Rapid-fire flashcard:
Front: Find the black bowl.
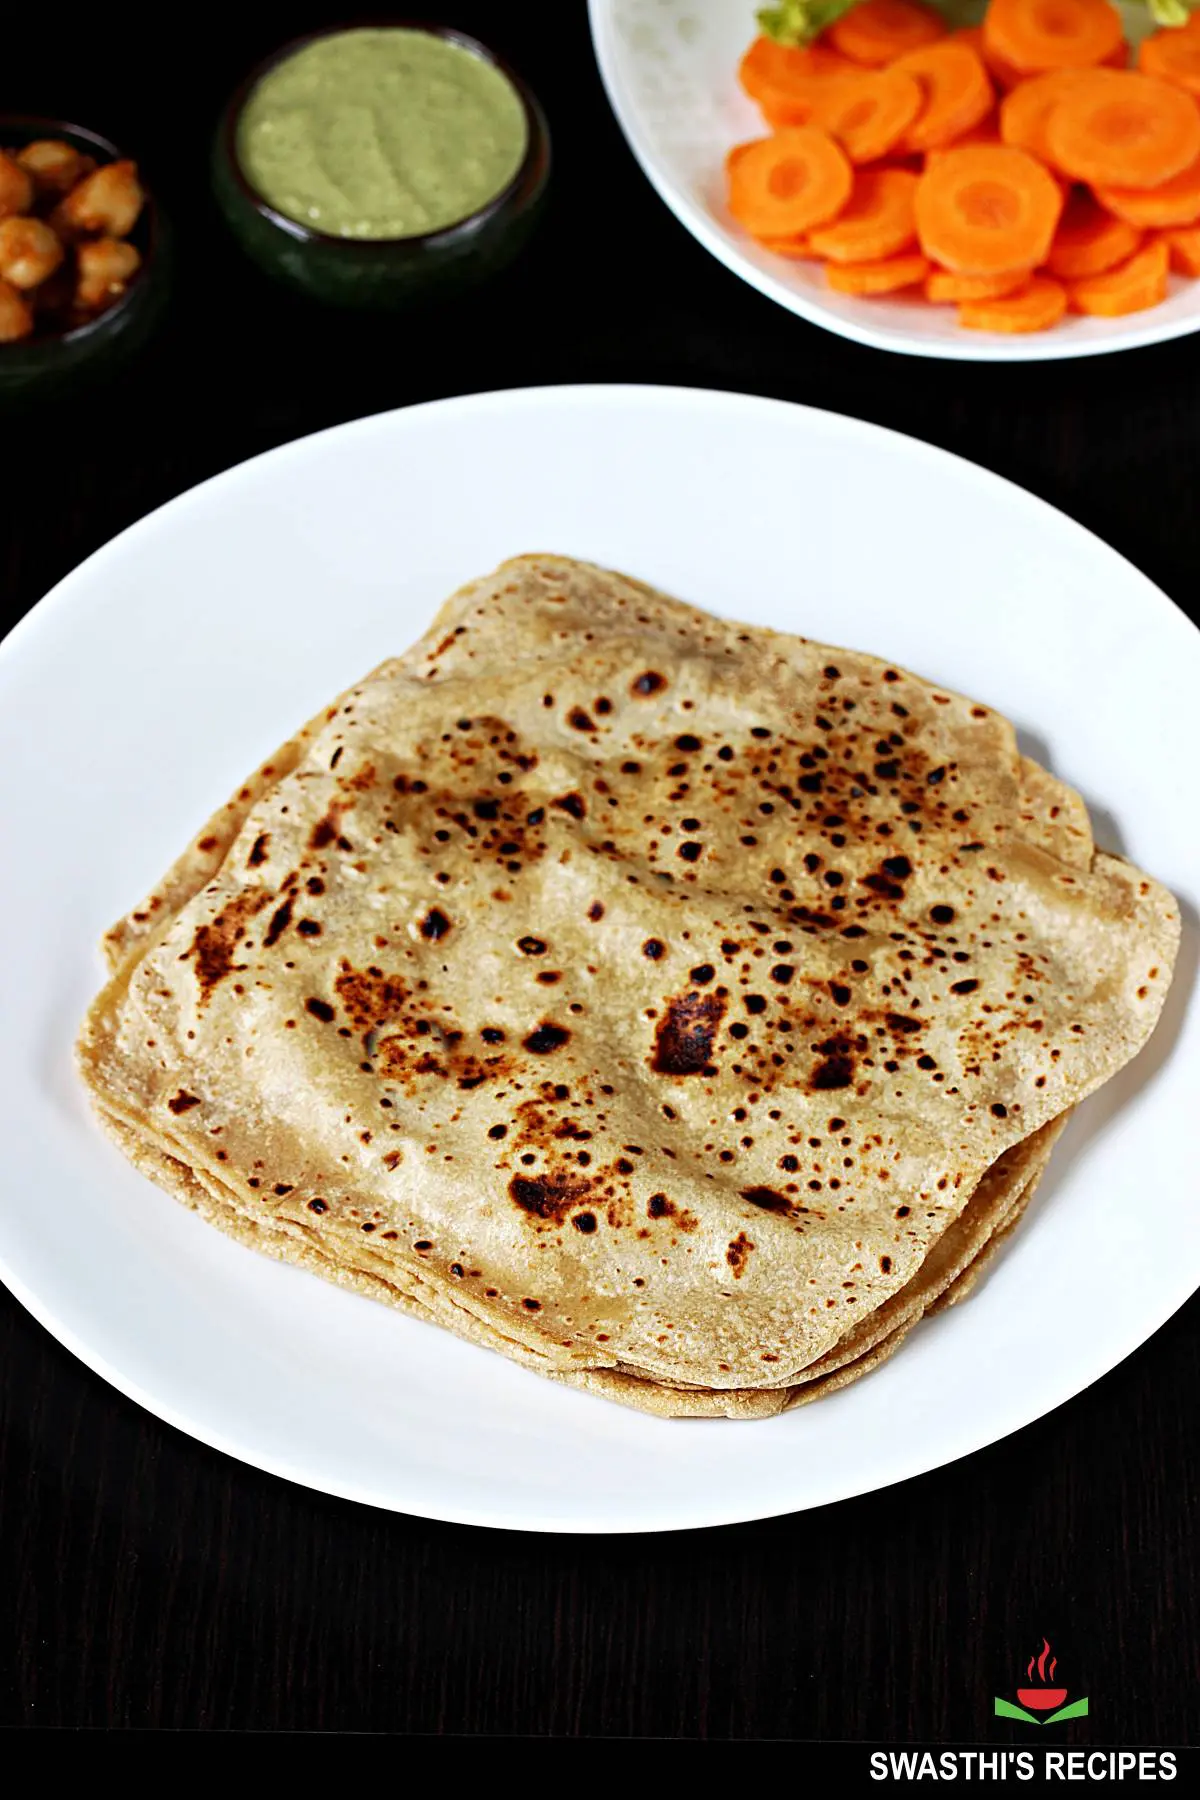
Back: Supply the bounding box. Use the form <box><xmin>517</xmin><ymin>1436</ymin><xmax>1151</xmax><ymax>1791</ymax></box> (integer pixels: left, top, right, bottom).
<box><xmin>0</xmin><ymin>115</ymin><xmax>168</xmax><ymax>403</ymax></box>
<box><xmin>212</xmin><ymin>22</ymin><xmax>551</xmax><ymax>310</ymax></box>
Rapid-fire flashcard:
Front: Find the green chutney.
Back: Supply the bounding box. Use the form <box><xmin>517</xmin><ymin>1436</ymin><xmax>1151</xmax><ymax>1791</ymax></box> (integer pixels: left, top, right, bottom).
<box><xmin>237</xmin><ymin>28</ymin><xmax>529</xmax><ymax>240</ymax></box>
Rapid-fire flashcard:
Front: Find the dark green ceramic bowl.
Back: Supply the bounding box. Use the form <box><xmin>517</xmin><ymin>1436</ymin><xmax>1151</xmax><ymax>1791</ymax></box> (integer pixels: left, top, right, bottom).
<box><xmin>213</xmin><ymin>22</ymin><xmax>550</xmax><ymax>310</ymax></box>
<box><xmin>0</xmin><ymin>116</ymin><xmax>168</xmax><ymax>404</ymax></box>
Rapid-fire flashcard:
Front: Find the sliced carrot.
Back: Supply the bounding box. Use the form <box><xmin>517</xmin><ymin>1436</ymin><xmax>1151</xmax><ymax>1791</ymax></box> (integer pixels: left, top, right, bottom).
<box><xmin>915</xmin><ymin>143</ymin><xmax>1063</xmax><ymax>273</ymax></box>
<box><xmin>894</xmin><ymin>40</ymin><xmax>995</xmax><ymax>153</ymax></box>
<box><xmin>758</xmin><ymin>233</ymin><xmax>818</xmax><ymax>258</ymax></box>
<box><xmin>949</xmin><ymin>26</ymin><xmax>987</xmax><ymax>57</ymax></box>
<box><xmin>1163</xmin><ymin>223</ymin><xmax>1200</xmax><ymax>276</ymax></box>
<box><xmin>1139</xmin><ymin>18</ymin><xmax>1200</xmax><ymax>100</ymax></box>
<box><xmin>825</xmin><ymin>250</ymin><xmax>931</xmax><ymax>294</ymax></box>
<box><xmin>925</xmin><ymin>114</ymin><xmax>1001</xmax><ymax>167</ymax></box>
<box><xmin>738</xmin><ymin>38</ymin><xmax>857</xmax><ymax>108</ymax></box>
<box><xmin>828</xmin><ymin>1</ymin><xmax>947</xmax><ymax>68</ymax></box>
<box><xmin>808</xmin><ymin>167</ymin><xmax>919</xmax><ymax>261</ymax></box>
<box><xmin>980</xmin><ymin>21</ymin><xmax>1127</xmax><ymax>87</ymax></box>
<box><xmin>1046</xmin><ymin>191</ymin><xmax>1142</xmax><ymax>277</ymax></box>
<box><xmin>958</xmin><ymin>275</ymin><xmax>1068</xmax><ymax>331</ymax></box>
<box><xmin>1096</xmin><ymin>156</ymin><xmax>1200</xmax><ymax>228</ymax></box>
<box><xmin>1046</xmin><ymin>70</ymin><xmax>1200</xmax><ymax>188</ymax></box>
<box><xmin>975</xmin><ymin>25</ymin><xmax>1128</xmax><ymax>87</ymax></box>
<box><xmin>1068</xmin><ymin>238</ymin><xmax>1170</xmax><ymax>314</ymax></box>
<box><xmin>727</xmin><ymin>129</ymin><xmax>854</xmax><ymax>237</ymax></box>
<box><xmin>999</xmin><ymin>69</ymin><xmax>1092</xmax><ymax>164</ymax></box>
<box><xmin>925</xmin><ymin>265</ymin><xmax>1031</xmax><ymax>300</ymax></box>
<box><xmin>740</xmin><ymin>40</ymin><xmax>860</xmax><ymax>128</ymax></box>
<box><xmin>983</xmin><ymin>0</ymin><xmax>1124</xmax><ymax>80</ymax></box>
<box><xmin>804</xmin><ymin>68</ymin><xmax>925</xmax><ymax>163</ymax></box>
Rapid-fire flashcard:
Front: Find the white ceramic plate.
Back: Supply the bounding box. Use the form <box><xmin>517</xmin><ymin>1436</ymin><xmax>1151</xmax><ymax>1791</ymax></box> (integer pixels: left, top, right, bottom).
<box><xmin>589</xmin><ymin>0</ymin><xmax>1197</xmax><ymax>361</ymax></box>
<box><xmin>0</xmin><ymin>384</ymin><xmax>1196</xmax><ymax>1532</ymax></box>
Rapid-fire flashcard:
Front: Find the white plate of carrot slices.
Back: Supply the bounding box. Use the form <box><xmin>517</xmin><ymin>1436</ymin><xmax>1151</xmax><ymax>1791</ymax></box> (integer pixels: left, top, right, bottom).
<box><xmin>590</xmin><ymin>0</ymin><xmax>1200</xmax><ymax>357</ymax></box>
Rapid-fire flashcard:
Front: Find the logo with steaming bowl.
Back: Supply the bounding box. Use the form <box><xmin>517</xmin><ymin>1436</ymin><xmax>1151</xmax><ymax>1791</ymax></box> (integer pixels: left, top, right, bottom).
<box><xmin>995</xmin><ymin>1639</ymin><xmax>1089</xmax><ymax>1726</ymax></box>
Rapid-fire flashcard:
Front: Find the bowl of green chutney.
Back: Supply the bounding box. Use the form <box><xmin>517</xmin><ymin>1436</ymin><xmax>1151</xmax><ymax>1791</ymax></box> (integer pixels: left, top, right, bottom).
<box><xmin>213</xmin><ymin>23</ymin><xmax>550</xmax><ymax>309</ymax></box>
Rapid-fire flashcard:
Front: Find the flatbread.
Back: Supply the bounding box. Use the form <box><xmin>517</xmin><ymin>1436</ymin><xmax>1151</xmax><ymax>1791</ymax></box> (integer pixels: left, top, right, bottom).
<box><xmin>78</xmin><ymin>556</ymin><xmax>1179</xmax><ymax>1413</ymax></box>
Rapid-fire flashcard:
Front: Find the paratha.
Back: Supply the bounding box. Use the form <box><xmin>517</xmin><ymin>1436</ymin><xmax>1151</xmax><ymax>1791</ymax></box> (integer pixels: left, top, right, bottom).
<box><xmin>78</xmin><ymin>555</ymin><xmax>1179</xmax><ymax>1415</ymax></box>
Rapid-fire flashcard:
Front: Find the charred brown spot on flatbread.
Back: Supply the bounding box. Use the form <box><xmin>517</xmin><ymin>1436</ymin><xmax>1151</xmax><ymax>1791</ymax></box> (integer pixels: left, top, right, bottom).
<box><xmin>183</xmin><ymin>891</ymin><xmax>270</xmax><ymax>1001</ymax></box>
<box><xmin>651</xmin><ymin>991</ymin><xmax>725</xmax><ymax>1076</ymax></box>
<box><xmin>726</xmin><ymin>1232</ymin><xmax>755</xmax><ymax>1276</ymax></box>
<box><xmin>509</xmin><ymin>1171</ymin><xmax>595</xmax><ymax>1225</ymax></box>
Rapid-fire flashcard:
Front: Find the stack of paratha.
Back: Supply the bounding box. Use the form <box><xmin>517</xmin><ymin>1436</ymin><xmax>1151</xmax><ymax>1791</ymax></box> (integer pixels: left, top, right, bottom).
<box><xmin>78</xmin><ymin>556</ymin><xmax>1179</xmax><ymax>1418</ymax></box>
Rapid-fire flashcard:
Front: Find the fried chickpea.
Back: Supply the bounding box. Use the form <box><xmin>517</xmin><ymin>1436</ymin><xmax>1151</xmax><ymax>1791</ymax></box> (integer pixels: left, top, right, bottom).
<box><xmin>0</xmin><ymin>152</ymin><xmax>34</xmax><ymax>220</ymax></box>
<box><xmin>16</xmin><ymin>139</ymin><xmax>95</xmax><ymax>198</ymax></box>
<box><xmin>56</xmin><ymin>159</ymin><xmax>144</xmax><ymax>237</ymax></box>
<box><xmin>0</xmin><ymin>276</ymin><xmax>34</xmax><ymax>341</ymax></box>
<box><xmin>75</xmin><ymin>236</ymin><xmax>141</xmax><ymax>311</ymax></box>
<box><xmin>0</xmin><ymin>216</ymin><xmax>64</xmax><ymax>289</ymax></box>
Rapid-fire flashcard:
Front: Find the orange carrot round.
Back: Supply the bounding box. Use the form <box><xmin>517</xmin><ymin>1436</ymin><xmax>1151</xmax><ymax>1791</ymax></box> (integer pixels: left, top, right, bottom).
<box><xmin>983</xmin><ymin>0</ymin><xmax>1124</xmax><ymax>80</ymax></box>
<box><xmin>958</xmin><ymin>274</ymin><xmax>1068</xmax><ymax>331</ymax></box>
<box><xmin>1163</xmin><ymin>223</ymin><xmax>1200</xmax><ymax>276</ymax></box>
<box><xmin>1095</xmin><ymin>157</ymin><xmax>1200</xmax><ymax>228</ymax></box>
<box><xmin>727</xmin><ymin>129</ymin><xmax>854</xmax><ymax>237</ymax></box>
<box><xmin>1046</xmin><ymin>71</ymin><xmax>1200</xmax><ymax>189</ymax></box>
<box><xmin>915</xmin><ymin>143</ymin><xmax>1063</xmax><ymax>273</ymax></box>
<box><xmin>925</xmin><ymin>266</ymin><xmax>1031</xmax><ymax>300</ymax></box>
<box><xmin>738</xmin><ymin>38</ymin><xmax>856</xmax><ymax>107</ymax></box>
<box><xmin>825</xmin><ymin>250</ymin><xmax>931</xmax><ymax>294</ymax></box>
<box><xmin>828</xmin><ymin>1</ymin><xmax>947</xmax><ymax>68</ymax></box>
<box><xmin>894</xmin><ymin>40</ymin><xmax>995</xmax><ymax>153</ymax></box>
<box><xmin>999</xmin><ymin>69</ymin><xmax>1092</xmax><ymax>164</ymax></box>
<box><xmin>1139</xmin><ymin>18</ymin><xmax>1200</xmax><ymax>100</ymax></box>
<box><xmin>1068</xmin><ymin>238</ymin><xmax>1170</xmax><ymax>314</ymax></box>
<box><xmin>1046</xmin><ymin>191</ymin><xmax>1142</xmax><ymax>278</ymax></box>
<box><xmin>805</xmin><ymin>69</ymin><xmax>924</xmax><ymax>163</ymax></box>
<box><xmin>739</xmin><ymin>37</ymin><xmax>794</xmax><ymax>105</ymax></box>
<box><xmin>808</xmin><ymin>167</ymin><xmax>919</xmax><ymax>262</ymax></box>
<box><xmin>741</xmin><ymin>41</ymin><xmax>860</xmax><ymax>128</ymax></box>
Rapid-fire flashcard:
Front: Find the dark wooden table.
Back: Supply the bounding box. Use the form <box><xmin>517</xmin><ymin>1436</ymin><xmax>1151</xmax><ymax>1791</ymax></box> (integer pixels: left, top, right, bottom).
<box><xmin>3</xmin><ymin>4</ymin><xmax>1198</xmax><ymax>1741</ymax></box>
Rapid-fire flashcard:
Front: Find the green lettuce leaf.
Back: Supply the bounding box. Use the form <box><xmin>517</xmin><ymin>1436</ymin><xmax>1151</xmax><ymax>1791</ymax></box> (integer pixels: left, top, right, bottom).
<box><xmin>756</xmin><ymin>1</ymin><xmax>859</xmax><ymax>46</ymax></box>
